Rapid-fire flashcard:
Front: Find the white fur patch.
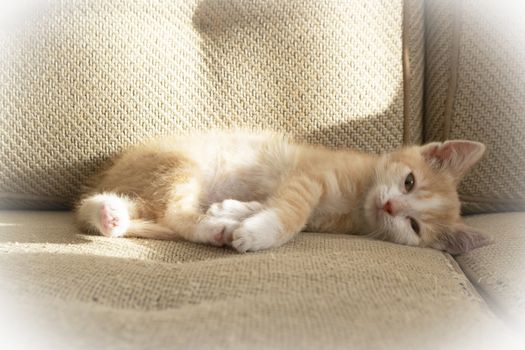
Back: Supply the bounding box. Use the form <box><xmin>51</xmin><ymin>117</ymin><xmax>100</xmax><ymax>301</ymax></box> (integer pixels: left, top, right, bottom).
<box><xmin>380</xmin><ymin>185</ymin><xmax>402</xmax><ymax>205</ymax></box>
<box><xmin>232</xmin><ymin>209</ymin><xmax>282</xmax><ymax>252</ymax></box>
<box><xmin>207</xmin><ymin>199</ymin><xmax>263</xmax><ymax>221</ymax></box>
<box><xmin>173</xmin><ymin>179</ymin><xmax>199</xmax><ymax>211</ymax></box>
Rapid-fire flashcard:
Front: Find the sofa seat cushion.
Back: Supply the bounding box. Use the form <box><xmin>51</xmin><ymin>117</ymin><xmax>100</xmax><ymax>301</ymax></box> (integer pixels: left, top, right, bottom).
<box><xmin>456</xmin><ymin>212</ymin><xmax>525</xmax><ymax>329</ymax></box>
<box><xmin>0</xmin><ymin>211</ymin><xmax>513</xmax><ymax>349</ymax></box>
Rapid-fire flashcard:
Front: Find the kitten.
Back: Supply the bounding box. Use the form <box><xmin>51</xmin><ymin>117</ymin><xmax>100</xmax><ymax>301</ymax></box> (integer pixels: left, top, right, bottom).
<box><xmin>76</xmin><ymin>132</ymin><xmax>490</xmax><ymax>254</ymax></box>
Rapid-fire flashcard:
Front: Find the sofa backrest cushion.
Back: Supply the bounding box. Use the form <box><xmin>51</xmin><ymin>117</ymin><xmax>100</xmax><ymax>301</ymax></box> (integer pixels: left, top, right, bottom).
<box><xmin>0</xmin><ymin>0</ymin><xmax>423</xmax><ymax>209</ymax></box>
<box><xmin>425</xmin><ymin>0</ymin><xmax>525</xmax><ymax>213</ymax></box>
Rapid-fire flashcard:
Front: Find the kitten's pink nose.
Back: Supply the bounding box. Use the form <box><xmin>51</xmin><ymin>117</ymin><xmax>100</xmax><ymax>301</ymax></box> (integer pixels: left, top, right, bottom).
<box><xmin>383</xmin><ymin>201</ymin><xmax>394</xmax><ymax>216</ymax></box>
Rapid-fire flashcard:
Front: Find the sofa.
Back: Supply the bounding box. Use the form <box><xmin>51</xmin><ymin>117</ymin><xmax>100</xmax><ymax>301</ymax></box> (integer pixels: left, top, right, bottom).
<box><xmin>1</xmin><ymin>0</ymin><xmax>524</xmax><ymax>349</ymax></box>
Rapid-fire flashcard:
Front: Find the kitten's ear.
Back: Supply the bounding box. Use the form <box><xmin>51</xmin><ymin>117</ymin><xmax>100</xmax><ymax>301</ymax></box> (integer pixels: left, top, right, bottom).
<box><xmin>420</xmin><ymin>140</ymin><xmax>486</xmax><ymax>179</ymax></box>
<box><xmin>436</xmin><ymin>222</ymin><xmax>493</xmax><ymax>255</ymax></box>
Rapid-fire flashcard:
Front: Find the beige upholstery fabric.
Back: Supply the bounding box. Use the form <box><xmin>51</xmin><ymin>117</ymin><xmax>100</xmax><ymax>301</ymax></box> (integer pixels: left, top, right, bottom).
<box><xmin>0</xmin><ymin>0</ymin><xmax>425</xmax><ymax>210</ymax></box>
<box><xmin>456</xmin><ymin>212</ymin><xmax>525</xmax><ymax>329</ymax></box>
<box><xmin>424</xmin><ymin>0</ymin><xmax>525</xmax><ymax>213</ymax></box>
<box><xmin>0</xmin><ymin>210</ymin><xmax>513</xmax><ymax>349</ymax></box>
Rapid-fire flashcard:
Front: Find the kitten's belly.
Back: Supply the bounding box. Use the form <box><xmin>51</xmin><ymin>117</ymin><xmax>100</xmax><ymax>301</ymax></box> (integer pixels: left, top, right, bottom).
<box><xmin>202</xmin><ymin>177</ymin><xmax>263</xmax><ymax>206</ymax></box>
<box><xmin>199</xmin><ymin>165</ymin><xmax>277</xmax><ymax>208</ymax></box>
<box><xmin>184</xmin><ymin>132</ymin><xmax>293</xmax><ymax>209</ymax></box>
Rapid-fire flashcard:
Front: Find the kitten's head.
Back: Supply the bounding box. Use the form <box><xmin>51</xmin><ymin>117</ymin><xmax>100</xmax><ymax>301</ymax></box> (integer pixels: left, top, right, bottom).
<box><xmin>364</xmin><ymin>140</ymin><xmax>491</xmax><ymax>254</ymax></box>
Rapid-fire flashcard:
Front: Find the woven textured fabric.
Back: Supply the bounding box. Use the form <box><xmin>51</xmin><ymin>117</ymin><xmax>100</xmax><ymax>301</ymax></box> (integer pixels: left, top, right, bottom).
<box><xmin>424</xmin><ymin>0</ymin><xmax>525</xmax><ymax>213</ymax></box>
<box><xmin>0</xmin><ymin>210</ymin><xmax>513</xmax><ymax>349</ymax></box>
<box><xmin>0</xmin><ymin>0</ymin><xmax>426</xmax><ymax>210</ymax></box>
<box><xmin>456</xmin><ymin>212</ymin><xmax>525</xmax><ymax>330</ymax></box>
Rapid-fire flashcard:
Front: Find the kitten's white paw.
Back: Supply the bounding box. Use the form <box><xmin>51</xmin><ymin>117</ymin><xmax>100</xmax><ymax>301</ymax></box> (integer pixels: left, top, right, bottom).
<box><xmin>232</xmin><ymin>210</ymin><xmax>281</xmax><ymax>252</ymax></box>
<box><xmin>207</xmin><ymin>199</ymin><xmax>263</xmax><ymax>221</ymax></box>
<box><xmin>196</xmin><ymin>217</ymin><xmax>240</xmax><ymax>246</ymax></box>
<box><xmin>99</xmin><ymin>200</ymin><xmax>130</xmax><ymax>237</ymax></box>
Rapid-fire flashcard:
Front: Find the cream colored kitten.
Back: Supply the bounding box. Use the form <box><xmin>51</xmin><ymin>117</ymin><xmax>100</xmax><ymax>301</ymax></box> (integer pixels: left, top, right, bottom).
<box><xmin>76</xmin><ymin>132</ymin><xmax>490</xmax><ymax>254</ymax></box>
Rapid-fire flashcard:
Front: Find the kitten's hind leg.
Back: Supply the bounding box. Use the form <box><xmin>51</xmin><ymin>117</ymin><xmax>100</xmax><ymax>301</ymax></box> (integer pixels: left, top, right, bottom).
<box><xmin>76</xmin><ymin>193</ymin><xmax>173</xmax><ymax>239</ymax></box>
<box><xmin>76</xmin><ymin>193</ymin><xmax>133</xmax><ymax>237</ymax></box>
<box><xmin>160</xmin><ymin>209</ymin><xmax>240</xmax><ymax>247</ymax></box>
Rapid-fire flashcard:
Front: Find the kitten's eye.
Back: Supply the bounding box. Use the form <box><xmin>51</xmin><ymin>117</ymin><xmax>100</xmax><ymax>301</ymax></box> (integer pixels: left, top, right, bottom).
<box><xmin>404</xmin><ymin>172</ymin><xmax>415</xmax><ymax>192</ymax></box>
<box><xmin>408</xmin><ymin>217</ymin><xmax>420</xmax><ymax>235</ymax></box>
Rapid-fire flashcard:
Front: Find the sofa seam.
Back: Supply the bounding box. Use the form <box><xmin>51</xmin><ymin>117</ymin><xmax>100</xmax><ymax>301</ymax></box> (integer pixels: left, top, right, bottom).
<box><xmin>441</xmin><ymin>0</ymin><xmax>463</xmax><ymax>141</ymax></box>
<box><xmin>451</xmin><ymin>254</ymin><xmax>520</xmax><ymax>331</ymax></box>
<box><xmin>402</xmin><ymin>0</ymin><xmax>411</xmax><ymax>145</ymax></box>
<box><xmin>441</xmin><ymin>252</ymin><xmax>509</xmax><ymax>323</ymax></box>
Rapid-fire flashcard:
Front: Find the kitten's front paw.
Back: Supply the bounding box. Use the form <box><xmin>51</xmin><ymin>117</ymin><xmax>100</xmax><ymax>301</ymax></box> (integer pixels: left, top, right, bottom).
<box><xmin>196</xmin><ymin>217</ymin><xmax>240</xmax><ymax>247</ymax></box>
<box><xmin>207</xmin><ymin>200</ymin><xmax>263</xmax><ymax>221</ymax></box>
<box><xmin>99</xmin><ymin>201</ymin><xmax>130</xmax><ymax>237</ymax></box>
<box><xmin>232</xmin><ymin>210</ymin><xmax>281</xmax><ymax>253</ymax></box>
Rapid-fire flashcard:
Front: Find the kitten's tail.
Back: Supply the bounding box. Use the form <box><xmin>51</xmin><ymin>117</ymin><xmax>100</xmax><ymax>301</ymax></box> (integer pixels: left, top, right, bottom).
<box><xmin>125</xmin><ymin>220</ymin><xmax>176</xmax><ymax>240</ymax></box>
